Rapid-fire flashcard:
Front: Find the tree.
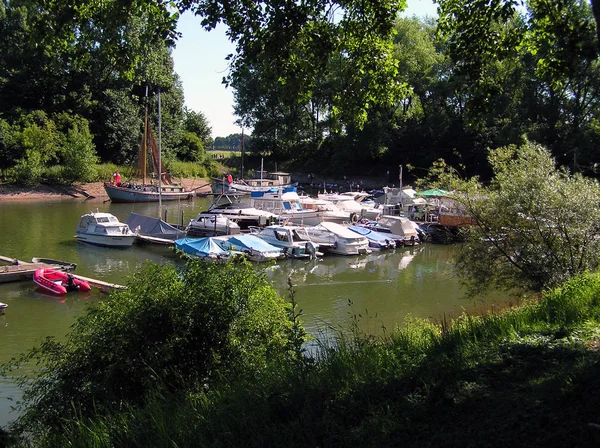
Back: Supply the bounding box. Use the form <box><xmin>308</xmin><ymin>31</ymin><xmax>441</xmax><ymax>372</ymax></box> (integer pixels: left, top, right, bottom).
<box><xmin>432</xmin><ymin>141</ymin><xmax>600</xmax><ymax>296</ymax></box>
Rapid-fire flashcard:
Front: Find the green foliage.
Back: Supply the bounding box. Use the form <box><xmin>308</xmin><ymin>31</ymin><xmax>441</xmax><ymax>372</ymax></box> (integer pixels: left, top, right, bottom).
<box><xmin>435</xmin><ymin>141</ymin><xmax>600</xmax><ymax>295</ymax></box>
<box><xmin>31</xmin><ymin>272</ymin><xmax>600</xmax><ymax>447</ymax></box>
<box><xmin>6</xmin><ymin>260</ymin><xmax>299</xmax><ymax>438</ymax></box>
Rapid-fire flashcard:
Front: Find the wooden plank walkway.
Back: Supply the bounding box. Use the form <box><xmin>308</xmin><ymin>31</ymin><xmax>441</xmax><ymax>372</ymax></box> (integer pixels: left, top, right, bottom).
<box><xmin>0</xmin><ymin>255</ymin><xmax>126</xmax><ymax>290</ymax></box>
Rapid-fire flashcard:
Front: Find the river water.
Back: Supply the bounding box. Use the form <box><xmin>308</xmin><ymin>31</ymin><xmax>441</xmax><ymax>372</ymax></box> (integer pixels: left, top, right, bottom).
<box><xmin>0</xmin><ymin>196</ymin><xmax>503</xmax><ymax>427</ymax></box>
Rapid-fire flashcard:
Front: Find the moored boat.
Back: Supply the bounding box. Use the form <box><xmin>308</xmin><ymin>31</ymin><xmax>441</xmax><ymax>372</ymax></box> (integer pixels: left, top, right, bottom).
<box><xmin>33</xmin><ymin>268</ymin><xmax>91</xmax><ymax>295</ymax></box>
<box><xmin>305</xmin><ymin>222</ymin><xmax>371</xmax><ymax>256</ymax></box>
<box><xmin>0</xmin><ymin>302</ymin><xmax>7</xmax><ymax>313</ymax></box>
<box><xmin>348</xmin><ymin>225</ymin><xmax>395</xmax><ymax>250</ymax></box>
<box><xmin>75</xmin><ymin>211</ymin><xmax>136</xmax><ymax>247</ymax></box>
<box><xmin>187</xmin><ymin>213</ymin><xmax>241</xmax><ymax>237</ymax></box>
<box><xmin>174</xmin><ymin>237</ymin><xmax>231</xmax><ymax>262</ymax></box>
<box><xmin>248</xmin><ymin>224</ymin><xmax>322</xmax><ymax>259</ymax></box>
<box><xmin>104</xmin><ymin>183</ymin><xmax>194</xmax><ymax>203</ymax></box>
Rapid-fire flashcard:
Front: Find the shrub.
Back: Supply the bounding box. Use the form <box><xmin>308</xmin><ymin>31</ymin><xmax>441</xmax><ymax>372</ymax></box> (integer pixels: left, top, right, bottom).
<box><xmin>8</xmin><ymin>259</ymin><xmax>301</xmax><ymax>437</ymax></box>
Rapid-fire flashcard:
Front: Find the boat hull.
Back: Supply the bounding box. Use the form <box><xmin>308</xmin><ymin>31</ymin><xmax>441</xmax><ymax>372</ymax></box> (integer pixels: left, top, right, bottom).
<box><xmin>104</xmin><ymin>183</ymin><xmax>195</xmax><ymax>203</ymax></box>
<box><xmin>33</xmin><ymin>268</ymin><xmax>91</xmax><ymax>295</ymax></box>
<box><xmin>76</xmin><ymin>233</ymin><xmax>136</xmax><ymax>247</ymax></box>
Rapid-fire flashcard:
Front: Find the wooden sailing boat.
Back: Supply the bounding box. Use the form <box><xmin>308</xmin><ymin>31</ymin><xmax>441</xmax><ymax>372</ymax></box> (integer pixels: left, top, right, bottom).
<box><xmin>104</xmin><ymin>89</ymin><xmax>195</xmax><ymax>203</ymax></box>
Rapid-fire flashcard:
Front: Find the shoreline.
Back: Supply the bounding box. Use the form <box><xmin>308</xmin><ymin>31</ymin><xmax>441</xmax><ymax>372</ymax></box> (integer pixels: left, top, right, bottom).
<box><xmin>0</xmin><ymin>178</ymin><xmax>212</xmax><ymax>202</ymax></box>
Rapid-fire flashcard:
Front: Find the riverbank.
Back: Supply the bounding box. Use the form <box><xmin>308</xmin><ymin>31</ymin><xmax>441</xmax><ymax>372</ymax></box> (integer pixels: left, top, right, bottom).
<box><xmin>0</xmin><ymin>178</ymin><xmax>212</xmax><ymax>202</ymax></box>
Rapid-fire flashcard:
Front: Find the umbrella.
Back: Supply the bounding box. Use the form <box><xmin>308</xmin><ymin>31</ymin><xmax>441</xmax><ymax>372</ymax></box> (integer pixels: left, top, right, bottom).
<box><xmin>418</xmin><ymin>189</ymin><xmax>448</xmax><ymax>197</ymax></box>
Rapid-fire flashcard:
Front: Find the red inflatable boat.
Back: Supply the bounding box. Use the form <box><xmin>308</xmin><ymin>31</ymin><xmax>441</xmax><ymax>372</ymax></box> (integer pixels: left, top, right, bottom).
<box><xmin>33</xmin><ymin>268</ymin><xmax>91</xmax><ymax>296</ymax></box>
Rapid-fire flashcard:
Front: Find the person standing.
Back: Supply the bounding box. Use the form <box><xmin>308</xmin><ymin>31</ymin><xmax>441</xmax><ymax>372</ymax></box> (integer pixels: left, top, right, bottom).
<box><xmin>113</xmin><ymin>171</ymin><xmax>121</xmax><ymax>186</ymax></box>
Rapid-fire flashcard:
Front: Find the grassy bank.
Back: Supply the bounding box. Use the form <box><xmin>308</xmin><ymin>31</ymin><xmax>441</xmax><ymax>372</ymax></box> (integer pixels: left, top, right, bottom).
<box><xmin>12</xmin><ymin>273</ymin><xmax>600</xmax><ymax>447</ymax></box>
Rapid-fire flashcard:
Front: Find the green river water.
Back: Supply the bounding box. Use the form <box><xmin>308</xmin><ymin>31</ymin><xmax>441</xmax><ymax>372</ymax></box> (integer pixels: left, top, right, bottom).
<box><xmin>0</xmin><ymin>196</ymin><xmax>504</xmax><ymax>427</ymax></box>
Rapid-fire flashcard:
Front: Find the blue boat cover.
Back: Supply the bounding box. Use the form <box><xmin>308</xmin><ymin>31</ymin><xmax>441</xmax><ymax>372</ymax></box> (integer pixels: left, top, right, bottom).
<box><xmin>174</xmin><ymin>237</ymin><xmax>229</xmax><ymax>257</ymax></box>
<box><xmin>227</xmin><ymin>235</ymin><xmax>282</xmax><ymax>253</ymax></box>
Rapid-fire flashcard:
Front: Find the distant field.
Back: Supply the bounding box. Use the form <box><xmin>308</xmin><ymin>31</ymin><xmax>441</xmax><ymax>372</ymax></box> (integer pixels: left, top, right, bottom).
<box><xmin>208</xmin><ymin>150</ymin><xmax>241</xmax><ymax>159</ymax></box>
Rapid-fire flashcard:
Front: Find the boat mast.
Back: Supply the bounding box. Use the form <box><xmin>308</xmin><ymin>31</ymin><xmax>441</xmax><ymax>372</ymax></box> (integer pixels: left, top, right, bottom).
<box><xmin>241</xmin><ymin>126</ymin><xmax>245</xmax><ymax>179</ymax></box>
<box><xmin>141</xmin><ymin>86</ymin><xmax>149</xmax><ymax>185</ymax></box>
<box><xmin>158</xmin><ymin>88</ymin><xmax>162</xmax><ymax>211</ymax></box>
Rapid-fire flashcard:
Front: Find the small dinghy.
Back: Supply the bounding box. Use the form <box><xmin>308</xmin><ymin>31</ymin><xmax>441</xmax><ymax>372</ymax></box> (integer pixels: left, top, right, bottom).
<box><xmin>0</xmin><ymin>302</ymin><xmax>7</xmax><ymax>313</ymax></box>
<box><xmin>33</xmin><ymin>268</ymin><xmax>91</xmax><ymax>296</ymax></box>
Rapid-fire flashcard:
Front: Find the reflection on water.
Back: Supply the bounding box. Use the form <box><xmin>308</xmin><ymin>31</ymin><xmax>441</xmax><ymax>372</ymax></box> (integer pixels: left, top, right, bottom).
<box><xmin>0</xmin><ymin>198</ymin><xmax>507</xmax><ymax>427</ymax></box>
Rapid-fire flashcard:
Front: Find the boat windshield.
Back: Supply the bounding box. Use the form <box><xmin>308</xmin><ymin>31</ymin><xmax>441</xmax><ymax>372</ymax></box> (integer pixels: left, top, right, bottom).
<box><xmin>293</xmin><ymin>229</ymin><xmax>310</xmax><ymax>241</ymax></box>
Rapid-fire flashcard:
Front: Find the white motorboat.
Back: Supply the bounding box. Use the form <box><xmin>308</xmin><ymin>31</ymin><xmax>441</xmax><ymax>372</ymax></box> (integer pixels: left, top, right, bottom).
<box><xmin>317</xmin><ymin>192</ymin><xmax>382</xmax><ymax>221</ymax></box>
<box><xmin>297</xmin><ymin>195</ymin><xmax>351</xmax><ymax>224</ymax></box>
<box><xmin>250</xmin><ymin>189</ymin><xmax>324</xmax><ymax>226</ymax></box>
<box><xmin>357</xmin><ymin>216</ymin><xmax>421</xmax><ymax>247</ymax></box>
<box><xmin>248</xmin><ymin>225</ymin><xmax>322</xmax><ymax>259</ymax></box>
<box><xmin>305</xmin><ymin>222</ymin><xmax>372</xmax><ymax>256</ymax></box>
<box><xmin>75</xmin><ymin>211</ymin><xmax>136</xmax><ymax>247</ymax></box>
<box><xmin>187</xmin><ymin>213</ymin><xmax>241</xmax><ymax>237</ymax></box>
<box><xmin>212</xmin><ymin>170</ymin><xmax>297</xmax><ymax>194</ymax></box>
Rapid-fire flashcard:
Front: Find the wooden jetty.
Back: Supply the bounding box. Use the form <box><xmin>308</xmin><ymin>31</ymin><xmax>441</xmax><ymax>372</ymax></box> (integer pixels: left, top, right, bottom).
<box><xmin>0</xmin><ymin>255</ymin><xmax>76</xmax><ymax>284</ymax></box>
<box><xmin>0</xmin><ymin>255</ymin><xmax>126</xmax><ymax>290</ymax></box>
<box><xmin>69</xmin><ymin>273</ymin><xmax>127</xmax><ymax>291</ymax></box>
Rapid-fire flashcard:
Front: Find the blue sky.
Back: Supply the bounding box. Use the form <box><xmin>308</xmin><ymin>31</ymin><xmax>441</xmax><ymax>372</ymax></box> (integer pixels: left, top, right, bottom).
<box><xmin>172</xmin><ymin>0</ymin><xmax>438</xmax><ymax>138</ymax></box>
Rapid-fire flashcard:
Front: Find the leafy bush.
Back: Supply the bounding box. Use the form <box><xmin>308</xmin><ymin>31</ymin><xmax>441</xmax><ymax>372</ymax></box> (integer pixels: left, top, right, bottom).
<box><xmin>428</xmin><ymin>141</ymin><xmax>600</xmax><ymax>296</ymax></box>
<box><xmin>7</xmin><ymin>260</ymin><xmax>301</xmax><ymax>437</ymax></box>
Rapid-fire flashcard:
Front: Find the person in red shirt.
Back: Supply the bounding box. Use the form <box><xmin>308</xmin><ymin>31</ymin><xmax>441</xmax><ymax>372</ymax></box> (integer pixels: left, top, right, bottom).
<box><xmin>113</xmin><ymin>171</ymin><xmax>121</xmax><ymax>186</ymax></box>
<box><xmin>226</xmin><ymin>172</ymin><xmax>233</xmax><ymax>183</ymax></box>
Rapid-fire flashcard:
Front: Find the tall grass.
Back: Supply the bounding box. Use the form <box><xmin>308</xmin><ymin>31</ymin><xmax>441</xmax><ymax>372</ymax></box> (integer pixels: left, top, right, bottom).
<box><xmin>18</xmin><ymin>273</ymin><xmax>600</xmax><ymax>447</ymax></box>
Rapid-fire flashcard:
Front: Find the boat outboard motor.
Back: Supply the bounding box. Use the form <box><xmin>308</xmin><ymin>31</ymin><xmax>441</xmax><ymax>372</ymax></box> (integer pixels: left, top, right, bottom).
<box><xmin>305</xmin><ymin>241</ymin><xmax>318</xmax><ymax>260</ymax></box>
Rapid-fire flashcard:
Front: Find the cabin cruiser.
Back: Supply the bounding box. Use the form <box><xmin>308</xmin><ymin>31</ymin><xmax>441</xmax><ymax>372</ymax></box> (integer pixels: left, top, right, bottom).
<box><xmin>317</xmin><ymin>192</ymin><xmax>382</xmax><ymax>221</ymax></box>
<box><xmin>297</xmin><ymin>196</ymin><xmax>351</xmax><ymax>224</ymax></box>
<box><xmin>212</xmin><ymin>170</ymin><xmax>297</xmax><ymax>194</ymax></box>
<box><xmin>248</xmin><ymin>225</ymin><xmax>322</xmax><ymax>259</ymax></box>
<box><xmin>357</xmin><ymin>216</ymin><xmax>421</xmax><ymax>247</ymax></box>
<box><xmin>250</xmin><ymin>188</ymin><xmax>324</xmax><ymax>226</ymax></box>
<box><xmin>75</xmin><ymin>211</ymin><xmax>136</xmax><ymax>247</ymax></box>
<box><xmin>187</xmin><ymin>213</ymin><xmax>241</xmax><ymax>237</ymax></box>
<box><xmin>348</xmin><ymin>225</ymin><xmax>395</xmax><ymax>250</ymax></box>
<box><xmin>305</xmin><ymin>222</ymin><xmax>371</xmax><ymax>256</ymax></box>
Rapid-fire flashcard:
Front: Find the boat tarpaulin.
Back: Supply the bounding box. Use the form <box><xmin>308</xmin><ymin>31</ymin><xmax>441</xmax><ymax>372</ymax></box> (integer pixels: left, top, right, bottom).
<box><xmin>174</xmin><ymin>237</ymin><xmax>229</xmax><ymax>258</ymax></box>
<box><xmin>126</xmin><ymin>213</ymin><xmax>184</xmax><ymax>241</ymax></box>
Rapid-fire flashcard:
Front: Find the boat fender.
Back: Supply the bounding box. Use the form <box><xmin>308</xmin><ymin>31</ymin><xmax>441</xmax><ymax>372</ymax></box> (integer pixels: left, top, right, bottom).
<box><xmin>350</xmin><ymin>213</ymin><xmax>359</xmax><ymax>223</ymax></box>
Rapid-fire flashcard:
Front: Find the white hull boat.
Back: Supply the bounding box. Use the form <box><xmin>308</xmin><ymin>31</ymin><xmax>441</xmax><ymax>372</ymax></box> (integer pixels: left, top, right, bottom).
<box><xmin>75</xmin><ymin>211</ymin><xmax>136</xmax><ymax>248</ymax></box>
<box><xmin>305</xmin><ymin>222</ymin><xmax>371</xmax><ymax>256</ymax></box>
<box><xmin>187</xmin><ymin>213</ymin><xmax>241</xmax><ymax>237</ymax></box>
<box><xmin>248</xmin><ymin>225</ymin><xmax>322</xmax><ymax>259</ymax></box>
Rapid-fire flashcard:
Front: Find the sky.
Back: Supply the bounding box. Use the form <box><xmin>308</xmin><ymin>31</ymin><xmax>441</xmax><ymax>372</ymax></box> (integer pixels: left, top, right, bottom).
<box><xmin>172</xmin><ymin>0</ymin><xmax>438</xmax><ymax>138</ymax></box>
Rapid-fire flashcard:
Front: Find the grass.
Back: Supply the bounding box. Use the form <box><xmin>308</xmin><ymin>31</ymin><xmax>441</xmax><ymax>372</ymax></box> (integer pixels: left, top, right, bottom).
<box><xmin>9</xmin><ymin>273</ymin><xmax>600</xmax><ymax>447</ymax></box>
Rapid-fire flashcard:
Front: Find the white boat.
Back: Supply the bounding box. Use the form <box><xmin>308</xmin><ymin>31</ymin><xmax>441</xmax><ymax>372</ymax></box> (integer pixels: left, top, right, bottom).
<box><xmin>317</xmin><ymin>192</ymin><xmax>382</xmax><ymax>221</ymax></box>
<box><xmin>187</xmin><ymin>213</ymin><xmax>241</xmax><ymax>237</ymax></box>
<box><xmin>215</xmin><ymin>234</ymin><xmax>285</xmax><ymax>262</ymax></box>
<box><xmin>357</xmin><ymin>216</ymin><xmax>421</xmax><ymax>247</ymax></box>
<box><xmin>297</xmin><ymin>195</ymin><xmax>351</xmax><ymax>224</ymax></box>
<box><xmin>305</xmin><ymin>222</ymin><xmax>372</xmax><ymax>256</ymax></box>
<box><xmin>0</xmin><ymin>302</ymin><xmax>7</xmax><ymax>313</ymax></box>
<box><xmin>250</xmin><ymin>189</ymin><xmax>324</xmax><ymax>226</ymax></box>
<box><xmin>206</xmin><ymin>202</ymin><xmax>278</xmax><ymax>229</ymax></box>
<box><xmin>75</xmin><ymin>211</ymin><xmax>136</xmax><ymax>247</ymax></box>
<box><xmin>212</xmin><ymin>171</ymin><xmax>297</xmax><ymax>194</ymax></box>
<box><xmin>248</xmin><ymin>225</ymin><xmax>322</xmax><ymax>259</ymax></box>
